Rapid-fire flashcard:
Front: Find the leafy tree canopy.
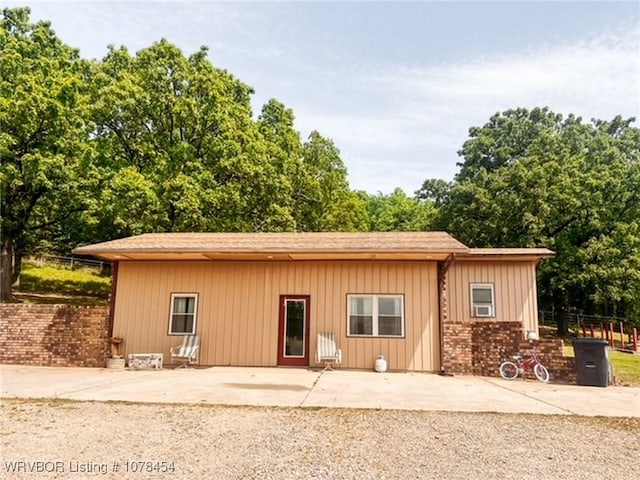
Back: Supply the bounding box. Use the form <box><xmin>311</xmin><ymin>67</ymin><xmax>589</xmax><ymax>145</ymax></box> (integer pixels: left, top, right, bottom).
<box><xmin>367</xmin><ymin>188</ymin><xmax>434</xmax><ymax>232</ymax></box>
<box><xmin>0</xmin><ymin>7</ymin><xmax>94</xmax><ymax>300</ymax></box>
<box><xmin>0</xmin><ymin>8</ymin><xmax>366</xmax><ymax>300</ymax></box>
<box><xmin>430</xmin><ymin>107</ymin><xmax>640</xmax><ymax>328</ymax></box>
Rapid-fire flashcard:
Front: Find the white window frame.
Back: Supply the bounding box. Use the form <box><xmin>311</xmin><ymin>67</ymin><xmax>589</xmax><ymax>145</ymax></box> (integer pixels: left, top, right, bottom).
<box><xmin>470</xmin><ymin>283</ymin><xmax>495</xmax><ymax>318</ymax></box>
<box><xmin>347</xmin><ymin>294</ymin><xmax>405</xmax><ymax>337</ymax></box>
<box><xmin>168</xmin><ymin>293</ymin><xmax>198</xmax><ymax>335</ymax></box>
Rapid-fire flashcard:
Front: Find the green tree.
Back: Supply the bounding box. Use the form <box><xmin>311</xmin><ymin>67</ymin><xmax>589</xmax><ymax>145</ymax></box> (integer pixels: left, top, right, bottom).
<box><xmin>433</xmin><ymin>108</ymin><xmax>640</xmax><ymax>332</ymax></box>
<box><xmin>0</xmin><ymin>7</ymin><xmax>92</xmax><ymax>300</ymax></box>
<box><xmin>367</xmin><ymin>188</ymin><xmax>433</xmax><ymax>232</ymax></box>
<box><xmin>90</xmin><ymin>46</ymin><xmax>367</xmax><ymax>236</ymax></box>
<box><xmin>415</xmin><ymin>178</ymin><xmax>451</xmax><ymax>207</ymax></box>
<box><xmin>88</xmin><ymin>44</ymin><xmax>329</xmax><ymax>238</ymax></box>
<box><xmin>293</xmin><ymin>131</ymin><xmax>368</xmax><ymax>231</ymax></box>
<box><xmin>253</xmin><ymin>98</ymin><xmax>301</xmax><ymax>231</ymax></box>
<box><xmin>89</xmin><ymin>41</ymin><xmax>247</xmax><ymax>234</ymax></box>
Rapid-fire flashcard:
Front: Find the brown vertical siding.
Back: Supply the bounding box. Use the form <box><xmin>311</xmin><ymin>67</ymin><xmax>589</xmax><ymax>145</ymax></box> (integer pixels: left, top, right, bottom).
<box><xmin>447</xmin><ymin>261</ymin><xmax>539</xmax><ymax>335</ymax></box>
<box><xmin>113</xmin><ymin>260</ymin><xmax>440</xmax><ymax>371</ymax></box>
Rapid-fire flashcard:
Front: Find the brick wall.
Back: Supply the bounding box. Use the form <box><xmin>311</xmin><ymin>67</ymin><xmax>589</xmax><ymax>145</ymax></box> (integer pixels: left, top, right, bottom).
<box><xmin>519</xmin><ymin>339</ymin><xmax>576</xmax><ymax>383</ymax></box>
<box><xmin>471</xmin><ymin>321</ymin><xmax>522</xmax><ymax>376</ymax></box>
<box><xmin>0</xmin><ymin>304</ymin><xmax>110</xmax><ymax>367</ymax></box>
<box><xmin>441</xmin><ymin>323</ymin><xmax>473</xmax><ymax>374</ymax></box>
<box><xmin>442</xmin><ymin>320</ymin><xmax>577</xmax><ymax>383</ymax></box>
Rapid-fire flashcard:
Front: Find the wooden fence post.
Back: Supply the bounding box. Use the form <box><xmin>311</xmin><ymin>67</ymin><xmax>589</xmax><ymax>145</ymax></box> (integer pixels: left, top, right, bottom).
<box><xmin>589</xmin><ymin>324</ymin><xmax>595</xmax><ymax>338</ymax></box>
<box><xmin>619</xmin><ymin>322</ymin><xmax>625</xmax><ymax>349</ymax></box>
<box><xmin>633</xmin><ymin>328</ymin><xmax>638</xmax><ymax>353</ymax></box>
<box><xmin>609</xmin><ymin>323</ymin><xmax>615</xmax><ymax>348</ymax></box>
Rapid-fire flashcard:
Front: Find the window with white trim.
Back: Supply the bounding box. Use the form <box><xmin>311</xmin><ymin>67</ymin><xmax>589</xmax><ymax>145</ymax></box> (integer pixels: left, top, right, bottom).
<box><xmin>470</xmin><ymin>283</ymin><xmax>495</xmax><ymax>317</ymax></box>
<box><xmin>347</xmin><ymin>294</ymin><xmax>404</xmax><ymax>337</ymax></box>
<box><xmin>169</xmin><ymin>293</ymin><xmax>198</xmax><ymax>334</ymax></box>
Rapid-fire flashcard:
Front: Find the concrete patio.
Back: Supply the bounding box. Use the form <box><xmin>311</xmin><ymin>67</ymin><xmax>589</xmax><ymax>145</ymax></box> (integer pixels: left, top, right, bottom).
<box><xmin>1</xmin><ymin>364</ymin><xmax>638</xmax><ymax>417</ymax></box>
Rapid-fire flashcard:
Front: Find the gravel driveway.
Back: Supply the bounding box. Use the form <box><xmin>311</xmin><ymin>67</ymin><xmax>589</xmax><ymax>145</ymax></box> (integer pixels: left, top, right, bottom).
<box><xmin>2</xmin><ymin>399</ymin><xmax>638</xmax><ymax>479</ymax></box>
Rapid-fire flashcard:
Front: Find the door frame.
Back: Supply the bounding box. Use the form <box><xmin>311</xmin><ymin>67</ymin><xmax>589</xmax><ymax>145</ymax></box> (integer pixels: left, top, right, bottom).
<box><xmin>277</xmin><ymin>295</ymin><xmax>311</xmax><ymax>366</ymax></box>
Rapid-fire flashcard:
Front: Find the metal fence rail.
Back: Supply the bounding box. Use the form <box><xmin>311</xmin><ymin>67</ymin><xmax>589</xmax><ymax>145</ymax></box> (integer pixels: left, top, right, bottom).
<box><xmin>29</xmin><ymin>255</ymin><xmax>111</xmax><ymax>276</ymax></box>
<box><xmin>539</xmin><ymin>310</ymin><xmax>629</xmax><ymax>327</ymax></box>
<box><xmin>539</xmin><ymin>310</ymin><xmax>639</xmax><ymax>351</ymax></box>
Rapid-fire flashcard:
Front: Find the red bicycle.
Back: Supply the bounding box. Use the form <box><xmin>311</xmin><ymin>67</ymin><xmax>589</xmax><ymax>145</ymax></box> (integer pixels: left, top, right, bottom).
<box><xmin>500</xmin><ymin>348</ymin><xmax>550</xmax><ymax>383</ymax></box>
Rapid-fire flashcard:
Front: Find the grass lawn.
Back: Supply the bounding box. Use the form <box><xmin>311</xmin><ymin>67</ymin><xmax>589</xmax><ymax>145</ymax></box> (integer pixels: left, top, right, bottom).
<box><xmin>563</xmin><ymin>344</ymin><xmax>640</xmax><ymax>386</ymax></box>
<box><xmin>608</xmin><ymin>351</ymin><xmax>640</xmax><ymax>385</ymax></box>
<box><xmin>16</xmin><ymin>261</ymin><xmax>110</xmax><ymax>303</ymax></box>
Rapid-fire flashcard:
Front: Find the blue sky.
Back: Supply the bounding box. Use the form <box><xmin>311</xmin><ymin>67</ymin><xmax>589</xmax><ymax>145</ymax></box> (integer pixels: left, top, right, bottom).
<box><xmin>11</xmin><ymin>1</ymin><xmax>640</xmax><ymax>194</ymax></box>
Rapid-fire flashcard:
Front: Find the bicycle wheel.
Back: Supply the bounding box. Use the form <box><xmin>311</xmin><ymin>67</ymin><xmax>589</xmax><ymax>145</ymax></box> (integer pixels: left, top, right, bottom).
<box><xmin>534</xmin><ymin>363</ymin><xmax>550</xmax><ymax>383</ymax></box>
<box><xmin>500</xmin><ymin>361</ymin><xmax>519</xmax><ymax>380</ymax></box>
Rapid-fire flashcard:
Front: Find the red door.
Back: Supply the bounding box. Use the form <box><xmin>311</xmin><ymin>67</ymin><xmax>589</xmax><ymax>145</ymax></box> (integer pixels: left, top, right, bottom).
<box><xmin>277</xmin><ymin>295</ymin><xmax>310</xmax><ymax>366</ymax></box>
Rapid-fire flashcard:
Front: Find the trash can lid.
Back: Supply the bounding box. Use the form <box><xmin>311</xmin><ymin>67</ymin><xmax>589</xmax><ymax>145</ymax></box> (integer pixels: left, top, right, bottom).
<box><xmin>573</xmin><ymin>338</ymin><xmax>609</xmax><ymax>346</ymax></box>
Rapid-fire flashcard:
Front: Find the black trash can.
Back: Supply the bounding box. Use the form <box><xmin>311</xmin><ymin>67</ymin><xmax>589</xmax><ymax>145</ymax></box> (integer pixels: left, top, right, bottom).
<box><xmin>573</xmin><ymin>338</ymin><xmax>610</xmax><ymax>387</ymax></box>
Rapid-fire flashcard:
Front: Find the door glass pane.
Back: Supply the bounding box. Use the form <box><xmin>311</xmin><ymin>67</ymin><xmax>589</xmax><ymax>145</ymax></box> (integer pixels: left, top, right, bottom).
<box><xmin>285</xmin><ymin>300</ymin><xmax>305</xmax><ymax>357</ymax></box>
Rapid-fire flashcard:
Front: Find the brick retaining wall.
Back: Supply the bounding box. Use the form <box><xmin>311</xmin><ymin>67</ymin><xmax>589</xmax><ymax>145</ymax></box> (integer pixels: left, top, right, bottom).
<box><xmin>0</xmin><ymin>304</ymin><xmax>110</xmax><ymax>367</ymax></box>
<box><xmin>442</xmin><ymin>320</ymin><xmax>576</xmax><ymax>383</ymax></box>
<box><xmin>519</xmin><ymin>339</ymin><xmax>576</xmax><ymax>383</ymax></box>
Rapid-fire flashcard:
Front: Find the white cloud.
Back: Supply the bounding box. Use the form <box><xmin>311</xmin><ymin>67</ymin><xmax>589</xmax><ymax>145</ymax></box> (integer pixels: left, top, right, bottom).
<box><xmin>294</xmin><ymin>22</ymin><xmax>639</xmax><ymax>193</ymax></box>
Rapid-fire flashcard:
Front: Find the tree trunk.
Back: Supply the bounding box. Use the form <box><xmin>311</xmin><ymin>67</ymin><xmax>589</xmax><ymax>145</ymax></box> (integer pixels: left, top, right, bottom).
<box><xmin>1</xmin><ymin>236</ymin><xmax>14</xmax><ymax>302</ymax></box>
<box><xmin>554</xmin><ymin>296</ymin><xmax>569</xmax><ymax>336</ymax></box>
<box><xmin>11</xmin><ymin>236</ymin><xmax>25</xmax><ymax>288</ymax></box>
<box><xmin>557</xmin><ymin>309</ymin><xmax>569</xmax><ymax>336</ymax></box>
<box><xmin>12</xmin><ymin>253</ymin><xmax>22</xmax><ymax>287</ymax></box>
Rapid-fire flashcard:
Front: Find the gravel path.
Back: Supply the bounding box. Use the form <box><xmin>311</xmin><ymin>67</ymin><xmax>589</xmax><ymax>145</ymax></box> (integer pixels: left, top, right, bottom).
<box><xmin>1</xmin><ymin>399</ymin><xmax>639</xmax><ymax>479</ymax></box>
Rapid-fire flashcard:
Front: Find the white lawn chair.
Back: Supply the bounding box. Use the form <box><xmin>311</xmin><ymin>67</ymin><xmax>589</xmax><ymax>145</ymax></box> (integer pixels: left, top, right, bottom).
<box><xmin>170</xmin><ymin>335</ymin><xmax>200</xmax><ymax>368</ymax></box>
<box><xmin>316</xmin><ymin>332</ymin><xmax>342</xmax><ymax>371</ymax></box>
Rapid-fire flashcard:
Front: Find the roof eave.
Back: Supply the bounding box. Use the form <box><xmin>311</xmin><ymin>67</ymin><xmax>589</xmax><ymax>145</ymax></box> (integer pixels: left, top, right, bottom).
<box><xmin>72</xmin><ymin>248</ymin><xmax>470</xmax><ymax>262</ymax></box>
